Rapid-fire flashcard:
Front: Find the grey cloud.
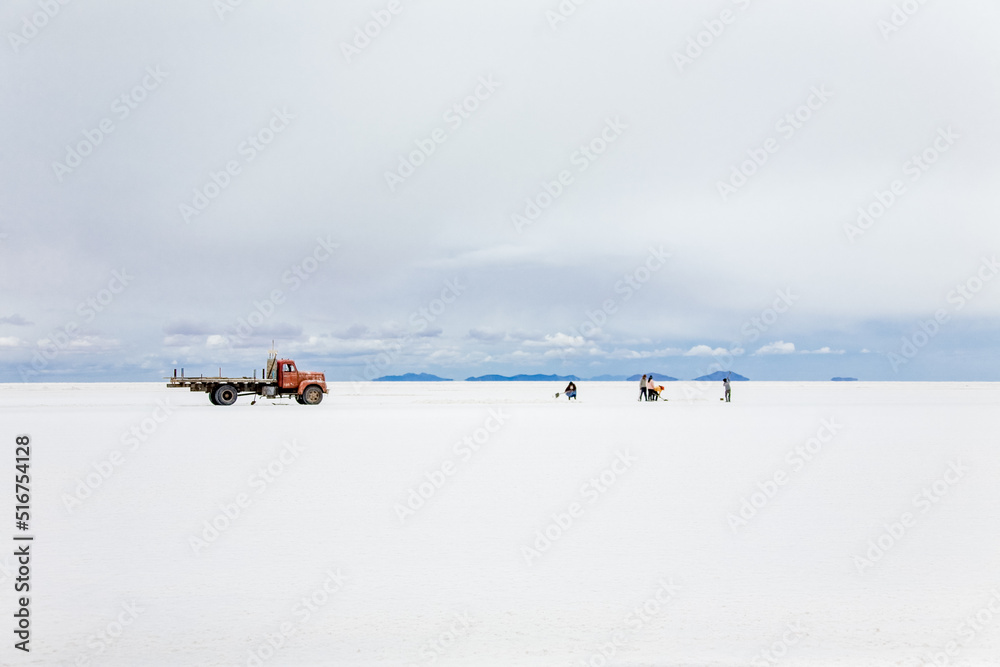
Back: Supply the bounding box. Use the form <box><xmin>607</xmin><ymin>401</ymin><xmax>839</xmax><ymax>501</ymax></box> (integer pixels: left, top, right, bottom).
<box><xmin>0</xmin><ymin>314</ymin><xmax>33</xmax><ymax>326</ymax></box>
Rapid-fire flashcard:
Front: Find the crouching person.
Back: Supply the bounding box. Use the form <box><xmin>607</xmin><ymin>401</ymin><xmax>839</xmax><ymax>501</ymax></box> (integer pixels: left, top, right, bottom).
<box><xmin>564</xmin><ymin>381</ymin><xmax>577</xmax><ymax>400</ymax></box>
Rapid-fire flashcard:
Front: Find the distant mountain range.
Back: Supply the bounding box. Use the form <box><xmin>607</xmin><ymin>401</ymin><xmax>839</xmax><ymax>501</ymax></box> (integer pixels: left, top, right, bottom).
<box><xmin>692</xmin><ymin>371</ymin><xmax>750</xmax><ymax>381</ymax></box>
<box><xmin>373</xmin><ymin>373</ymin><xmax>453</xmax><ymax>382</ymax></box>
<box><xmin>376</xmin><ymin>371</ymin><xmax>752</xmax><ymax>381</ymax></box>
<box><xmin>831</xmin><ymin>377</ymin><xmax>859</xmax><ymax>381</ymax></box>
<box><xmin>626</xmin><ymin>373</ymin><xmax>678</xmax><ymax>382</ymax></box>
<box><xmin>466</xmin><ymin>374</ymin><xmax>580</xmax><ymax>382</ymax></box>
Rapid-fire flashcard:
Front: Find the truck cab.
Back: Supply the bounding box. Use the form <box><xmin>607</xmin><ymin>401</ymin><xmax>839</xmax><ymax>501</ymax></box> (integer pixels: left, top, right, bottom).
<box><xmin>275</xmin><ymin>358</ymin><xmax>328</xmax><ymax>404</ymax></box>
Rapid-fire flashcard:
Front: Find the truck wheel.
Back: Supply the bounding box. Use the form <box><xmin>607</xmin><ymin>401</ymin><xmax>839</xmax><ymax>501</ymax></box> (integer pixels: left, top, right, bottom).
<box><xmin>208</xmin><ymin>390</ymin><xmax>219</xmax><ymax>405</ymax></box>
<box><xmin>301</xmin><ymin>386</ymin><xmax>323</xmax><ymax>405</ymax></box>
<box><xmin>214</xmin><ymin>384</ymin><xmax>238</xmax><ymax>406</ymax></box>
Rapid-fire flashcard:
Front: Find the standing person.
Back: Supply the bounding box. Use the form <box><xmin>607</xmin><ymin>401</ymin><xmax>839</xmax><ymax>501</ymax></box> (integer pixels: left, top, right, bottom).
<box><xmin>723</xmin><ymin>377</ymin><xmax>731</xmax><ymax>402</ymax></box>
<box><xmin>638</xmin><ymin>374</ymin><xmax>647</xmax><ymax>401</ymax></box>
<box><xmin>647</xmin><ymin>374</ymin><xmax>656</xmax><ymax>401</ymax></box>
<box><xmin>564</xmin><ymin>381</ymin><xmax>577</xmax><ymax>400</ymax></box>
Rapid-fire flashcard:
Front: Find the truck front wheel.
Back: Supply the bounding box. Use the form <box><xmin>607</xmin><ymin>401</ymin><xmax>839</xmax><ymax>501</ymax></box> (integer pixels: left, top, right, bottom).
<box><xmin>214</xmin><ymin>384</ymin><xmax>238</xmax><ymax>406</ymax></box>
<box><xmin>301</xmin><ymin>386</ymin><xmax>323</xmax><ymax>405</ymax></box>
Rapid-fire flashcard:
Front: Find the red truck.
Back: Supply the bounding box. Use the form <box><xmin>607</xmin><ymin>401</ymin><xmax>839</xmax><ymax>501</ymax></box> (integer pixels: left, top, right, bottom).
<box><xmin>167</xmin><ymin>352</ymin><xmax>328</xmax><ymax>406</ymax></box>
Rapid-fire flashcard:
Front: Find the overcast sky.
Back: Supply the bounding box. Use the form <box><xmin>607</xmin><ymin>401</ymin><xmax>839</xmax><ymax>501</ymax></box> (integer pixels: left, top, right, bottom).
<box><xmin>2</xmin><ymin>0</ymin><xmax>999</xmax><ymax>382</ymax></box>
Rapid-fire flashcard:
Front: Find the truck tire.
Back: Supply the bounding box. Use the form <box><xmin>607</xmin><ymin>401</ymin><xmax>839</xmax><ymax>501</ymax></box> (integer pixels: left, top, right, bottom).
<box><xmin>214</xmin><ymin>384</ymin><xmax>238</xmax><ymax>406</ymax></box>
<box><xmin>208</xmin><ymin>390</ymin><xmax>219</xmax><ymax>405</ymax></box>
<box><xmin>301</xmin><ymin>385</ymin><xmax>323</xmax><ymax>405</ymax></box>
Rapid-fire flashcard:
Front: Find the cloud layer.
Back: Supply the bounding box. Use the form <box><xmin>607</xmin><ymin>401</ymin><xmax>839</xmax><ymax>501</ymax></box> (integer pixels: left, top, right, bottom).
<box><xmin>1</xmin><ymin>1</ymin><xmax>998</xmax><ymax>381</ymax></box>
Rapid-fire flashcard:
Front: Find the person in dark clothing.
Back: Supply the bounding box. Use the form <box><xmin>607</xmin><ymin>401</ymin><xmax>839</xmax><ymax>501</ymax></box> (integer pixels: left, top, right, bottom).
<box><xmin>564</xmin><ymin>381</ymin><xmax>577</xmax><ymax>400</ymax></box>
<box><xmin>638</xmin><ymin>374</ymin><xmax>647</xmax><ymax>401</ymax></box>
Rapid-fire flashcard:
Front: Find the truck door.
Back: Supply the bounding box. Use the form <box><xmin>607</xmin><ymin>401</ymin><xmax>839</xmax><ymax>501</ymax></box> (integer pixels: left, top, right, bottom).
<box><xmin>280</xmin><ymin>362</ymin><xmax>299</xmax><ymax>390</ymax></box>
<box><xmin>281</xmin><ymin>361</ymin><xmax>299</xmax><ymax>389</ymax></box>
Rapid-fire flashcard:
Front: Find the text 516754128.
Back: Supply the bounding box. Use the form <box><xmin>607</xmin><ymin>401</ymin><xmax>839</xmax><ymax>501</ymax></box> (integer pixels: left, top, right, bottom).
<box><xmin>14</xmin><ymin>434</ymin><xmax>32</xmax><ymax>652</ymax></box>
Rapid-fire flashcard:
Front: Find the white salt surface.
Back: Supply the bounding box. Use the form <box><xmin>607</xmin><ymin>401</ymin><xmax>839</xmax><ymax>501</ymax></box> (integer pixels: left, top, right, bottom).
<box><xmin>1</xmin><ymin>381</ymin><xmax>999</xmax><ymax>666</ymax></box>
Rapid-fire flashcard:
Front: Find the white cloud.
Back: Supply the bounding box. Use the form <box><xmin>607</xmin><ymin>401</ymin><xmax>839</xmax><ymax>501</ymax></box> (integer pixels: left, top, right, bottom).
<box><xmin>524</xmin><ymin>333</ymin><xmax>586</xmax><ymax>349</ymax></box>
<box><xmin>754</xmin><ymin>341</ymin><xmax>796</xmax><ymax>356</ymax></box>
<box><xmin>31</xmin><ymin>335</ymin><xmax>120</xmax><ymax>352</ymax></box>
<box><xmin>542</xmin><ymin>345</ymin><xmax>602</xmax><ymax>359</ymax></box>
<box><xmin>608</xmin><ymin>347</ymin><xmax>685</xmax><ymax>360</ymax></box>
<box><xmin>0</xmin><ymin>336</ymin><xmax>23</xmax><ymax>347</ymax></box>
<box><xmin>801</xmin><ymin>346</ymin><xmax>845</xmax><ymax>355</ymax></box>
<box><xmin>206</xmin><ymin>335</ymin><xmax>229</xmax><ymax>348</ymax></box>
<box><xmin>428</xmin><ymin>349</ymin><xmax>462</xmax><ymax>362</ymax></box>
<box><xmin>684</xmin><ymin>345</ymin><xmax>743</xmax><ymax>357</ymax></box>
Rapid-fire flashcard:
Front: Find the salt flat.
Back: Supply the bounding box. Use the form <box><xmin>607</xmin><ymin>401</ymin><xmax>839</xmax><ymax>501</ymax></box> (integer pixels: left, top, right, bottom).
<box><xmin>1</xmin><ymin>381</ymin><xmax>998</xmax><ymax>666</ymax></box>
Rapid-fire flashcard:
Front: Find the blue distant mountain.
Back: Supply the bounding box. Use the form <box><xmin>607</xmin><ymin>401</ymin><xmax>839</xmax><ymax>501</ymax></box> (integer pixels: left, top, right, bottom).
<box><xmin>374</xmin><ymin>373</ymin><xmax>453</xmax><ymax>382</ymax></box>
<box><xmin>831</xmin><ymin>377</ymin><xmax>859</xmax><ymax>382</ymax></box>
<box><xmin>466</xmin><ymin>374</ymin><xmax>580</xmax><ymax>382</ymax></box>
<box><xmin>693</xmin><ymin>371</ymin><xmax>749</xmax><ymax>381</ymax></box>
<box><xmin>377</xmin><ymin>371</ymin><xmax>753</xmax><ymax>382</ymax></box>
<box><xmin>626</xmin><ymin>373</ymin><xmax>678</xmax><ymax>382</ymax></box>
